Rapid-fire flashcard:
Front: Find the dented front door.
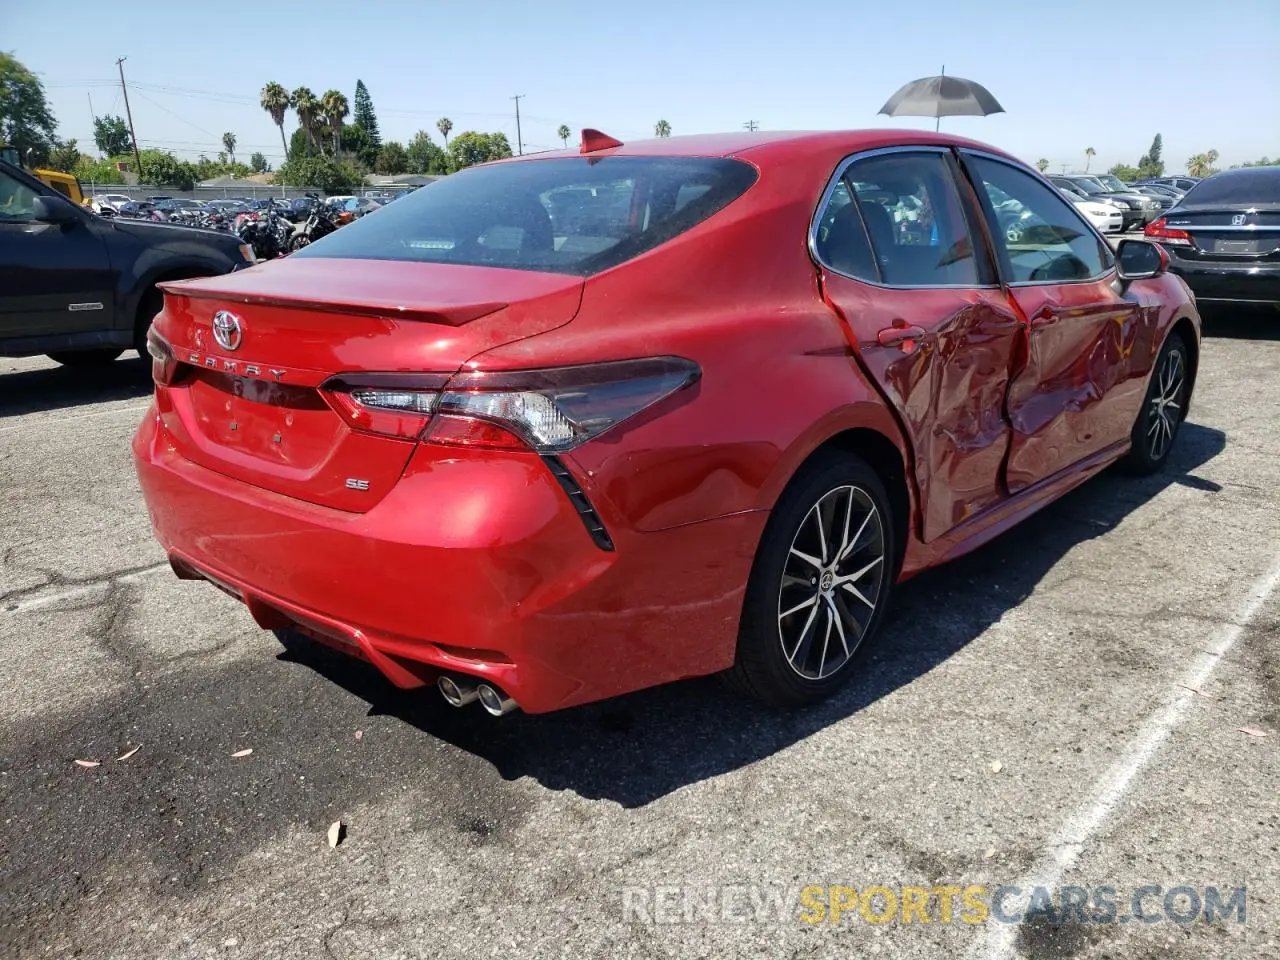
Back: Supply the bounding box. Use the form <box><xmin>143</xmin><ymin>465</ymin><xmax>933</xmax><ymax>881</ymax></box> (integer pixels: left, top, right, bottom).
<box><xmin>956</xmin><ymin>150</ymin><xmax>1151</xmax><ymax>493</ymax></box>
<box><xmin>999</xmin><ymin>281</ymin><xmax>1147</xmax><ymax>491</ymax></box>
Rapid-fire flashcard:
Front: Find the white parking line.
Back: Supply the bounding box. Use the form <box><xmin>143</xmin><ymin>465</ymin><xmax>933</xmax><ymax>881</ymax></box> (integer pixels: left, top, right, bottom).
<box><xmin>971</xmin><ymin>548</ymin><xmax>1280</xmax><ymax>960</ymax></box>
<box><xmin>1</xmin><ymin>563</ymin><xmax>169</xmax><ymax>616</ymax></box>
<box><xmin>0</xmin><ymin>401</ymin><xmax>151</xmax><ymax>434</ymax></box>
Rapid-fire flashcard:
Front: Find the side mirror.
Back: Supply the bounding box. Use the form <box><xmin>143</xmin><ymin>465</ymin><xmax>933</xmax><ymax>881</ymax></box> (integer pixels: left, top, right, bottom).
<box><xmin>32</xmin><ymin>195</ymin><xmax>79</xmax><ymax>224</ymax></box>
<box><xmin>1115</xmin><ymin>238</ymin><xmax>1167</xmax><ymax>280</ymax></box>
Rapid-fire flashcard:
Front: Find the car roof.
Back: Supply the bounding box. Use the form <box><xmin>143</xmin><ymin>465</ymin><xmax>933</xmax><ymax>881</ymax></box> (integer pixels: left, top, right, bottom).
<box><xmin>501</xmin><ymin>129</ymin><xmax>1020</xmax><ymax>166</ymax></box>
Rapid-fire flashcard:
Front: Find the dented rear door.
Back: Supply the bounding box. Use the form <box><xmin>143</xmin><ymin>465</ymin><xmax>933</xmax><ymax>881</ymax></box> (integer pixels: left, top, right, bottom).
<box><xmin>814</xmin><ymin>148</ymin><xmax>1022</xmax><ymax>543</ymax></box>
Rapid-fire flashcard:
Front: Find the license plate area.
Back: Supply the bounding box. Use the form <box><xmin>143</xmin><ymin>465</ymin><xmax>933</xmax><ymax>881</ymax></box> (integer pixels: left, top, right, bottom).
<box><xmin>1211</xmin><ymin>238</ymin><xmax>1264</xmax><ymax>255</ymax></box>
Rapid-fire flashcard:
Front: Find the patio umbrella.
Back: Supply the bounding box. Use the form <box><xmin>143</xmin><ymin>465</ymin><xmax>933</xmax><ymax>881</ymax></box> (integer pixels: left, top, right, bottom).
<box><xmin>879</xmin><ymin>67</ymin><xmax>1004</xmax><ymax>130</ymax></box>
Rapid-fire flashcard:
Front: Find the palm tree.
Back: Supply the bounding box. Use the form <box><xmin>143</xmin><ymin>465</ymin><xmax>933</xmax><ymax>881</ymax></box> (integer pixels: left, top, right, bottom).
<box><xmin>260</xmin><ymin>82</ymin><xmax>290</xmax><ymax>161</ymax></box>
<box><xmin>321</xmin><ymin>90</ymin><xmax>349</xmax><ymax>159</ymax></box>
<box><xmin>654</xmin><ymin>119</ymin><xmax>671</xmax><ymax>138</ymax></box>
<box><xmin>557</xmin><ymin>124</ymin><xmax>571</xmax><ymax>148</ymax></box>
<box><xmin>290</xmin><ymin>87</ymin><xmax>320</xmax><ymax>155</ymax></box>
<box><xmin>1084</xmin><ymin>146</ymin><xmax>1096</xmax><ymax>172</ymax></box>
<box><xmin>222</xmin><ymin>132</ymin><xmax>237</xmax><ymax>166</ymax></box>
<box><xmin>1186</xmin><ymin>149</ymin><xmax>1220</xmax><ymax>178</ymax></box>
<box><xmin>1036</xmin><ymin>158</ymin><xmax>1049</xmax><ymax>173</ymax></box>
<box><xmin>437</xmin><ymin>117</ymin><xmax>453</xmax><ymax>146</ymax></box>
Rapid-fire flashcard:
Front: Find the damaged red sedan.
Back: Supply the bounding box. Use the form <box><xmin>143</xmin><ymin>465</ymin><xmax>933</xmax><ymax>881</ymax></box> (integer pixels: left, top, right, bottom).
<box><xmin>134</xmin><ymin>129</ymin><xmax>1200</xmax><ymax>715</ymax></box>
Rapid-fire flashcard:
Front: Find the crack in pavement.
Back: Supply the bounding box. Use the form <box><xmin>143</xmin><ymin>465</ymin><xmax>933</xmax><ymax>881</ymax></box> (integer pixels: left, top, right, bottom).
<box><xmin>0</xmin><ymin>561</ymin><xmax>168</xmax><ymax>613</ymax></box>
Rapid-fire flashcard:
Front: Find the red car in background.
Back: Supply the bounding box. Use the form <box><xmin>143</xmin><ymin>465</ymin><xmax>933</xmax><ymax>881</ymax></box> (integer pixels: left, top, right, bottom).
<box><xmin>134</xmin><ymin>129</ymin><xmax>1199</xmax><ymax>716</ymax></box>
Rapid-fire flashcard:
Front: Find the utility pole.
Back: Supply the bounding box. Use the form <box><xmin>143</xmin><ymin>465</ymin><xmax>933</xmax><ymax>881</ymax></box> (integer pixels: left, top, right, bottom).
<box><xmin>116</xmin><ymin>57</ymin><xmax>144</xmax><ymax>178</ymax></box>
<box><xmin>743</xmin><ymin>120</ymin><xmax>760</xmax><ymax>132</ymax></box>
<box><xmin>511</xmin><ymin>95</ymin><xmax>525</xmax><ymax>156</ymax></box>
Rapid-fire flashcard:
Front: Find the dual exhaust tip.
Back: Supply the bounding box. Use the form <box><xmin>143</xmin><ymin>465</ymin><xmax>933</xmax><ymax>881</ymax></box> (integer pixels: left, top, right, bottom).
<box><xmin>437</xmin><ymin>675</ymin><xmax>517</xmax><ymax>716</ymax></box>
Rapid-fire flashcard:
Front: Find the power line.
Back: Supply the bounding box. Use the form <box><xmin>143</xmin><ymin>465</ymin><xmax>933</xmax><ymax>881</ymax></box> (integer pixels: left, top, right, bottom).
<box><xmin>743</xmin><ymin>120</ymin><xmax>760</xmax><ymax>132</ymax></box>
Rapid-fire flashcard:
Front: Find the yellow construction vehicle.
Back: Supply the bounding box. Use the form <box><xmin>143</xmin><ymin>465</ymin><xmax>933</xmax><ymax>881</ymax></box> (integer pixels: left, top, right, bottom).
<box><xmin>0</xmin><ymin>145</ymin><xmax>88</xmax><ymax>205</ymax></box>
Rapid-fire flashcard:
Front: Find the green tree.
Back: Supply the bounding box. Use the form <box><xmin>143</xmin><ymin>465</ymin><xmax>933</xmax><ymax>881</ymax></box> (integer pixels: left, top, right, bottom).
<box><xmin>250</xmin><ymin>151</ymin><xmax>270</xmax><ymax>173</ymax></box>
<box><xmin>340</xmin><ymin>123</ymin><xmax>378</xmax><ymax>170</ymax></box>
<box><xmin>290</xmin><ymin>87</ymin><xmax>321</xmax><ymax>154</ymax></box>
<box><xmin>47</xmin><ymin>139</ymin><xmax>86</xmax><ymax>174</ymax></box>
<box><xmin>448</xmin><ymin>131</ymin><xmax>512</xmax><ymax>170</ymax></box>
<box><xmin>406</xmin><ymin>130</ymin><xmax>449</xmax><ymax>175</ymax></box>
<box><xmin>1231</xmin><ymin>156</ymin><xmax>1277</xmax><ymax>169</ymax></box>
<box><xmin>275</xmin><ymin>154</ymin><xmax>364</xmax><ymax>193</ymax></box>
<box><xmin>290</xmin><ymin>127</ymin><xmax>312</xmax><ymax>162</ymax></box>
<box><xmin>138</xmin><ymin>149</ymin><xmax>197</xmax><ymax>190</ymax></box>
<box><xmin>0</xmin><ymin>53</ymin><xmax>58</xmax><ymax>166</ymax></box>
<box><xmin>92</xmin><ymin>115</ymin><xmax>133</xmax><ymax>157</ymax></box>
<box><xmin>436</xmin><ymin>117</ymin><xmax>453</xmax><ymax>145</ymax></box>
<box><xmin>1136</xmin><ymin>133</ymin><xmax>1164</xmax><ymax>179</ymax></box>
<box><xmin>75</xmin><ymin>155</ymin><xmax>124</xmax><ymax>185</ymax></box>
<box><xmin>654</xmin><ymin>119</ymin><xmax>671</xmax><ymax>138</ymax></box>
<box><xmin>221</xmin><ymin>131</ymin><xmax>237</xmax><ymax>166</ymax></box>
<box><xmin>352</xmin><ymin>79</ymin><xmax>381</xmax><ymax>147</ymax></box>
<box><xmin>260</xmin><ymin>82</ymin><xmax>291</xmax><ymax>161</ymax></box>
<box><xmin>375</xmin><ymin>141</ymin><xmax>408</xmax><ymax>174</ymax></box>
<box><xmin>557</xmin><ymin>124</ymin><xmax>571</xmax><ymax>148</ymax></box>
<box><xmin>1035</xmin><ymin>158</ymin><xmax>1049</xmax><ymax>173</ymax></box>
<box><xmin>1084</xmin><ymin>146</ymin><xmax>1095</xmax><ymax>172</ymax></box>
<box><xmin>1108</xmin><ymin>163</ymin><xmax>1141</xmax><ymax>181</ymax></box>
<box><xmin>1186</xmin><ymin>149</ymin><xmax>1219</xmax><ymax>177</ymax></box>
<box><xmin>320</xmin><ymin>90</ymin><xmax>349</xmax><ymax>159</ymax></box>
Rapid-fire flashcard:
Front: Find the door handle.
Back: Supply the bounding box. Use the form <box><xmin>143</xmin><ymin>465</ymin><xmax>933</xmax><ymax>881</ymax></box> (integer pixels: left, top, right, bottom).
<box><xmin>877</xmin><ymin>324</ymin><xmax>927</xmax><ymax>348</ymax></box>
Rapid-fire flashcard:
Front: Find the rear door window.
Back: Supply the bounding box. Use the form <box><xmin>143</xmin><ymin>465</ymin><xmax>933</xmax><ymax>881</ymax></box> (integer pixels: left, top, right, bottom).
<box><xmin>293</xmin><ymin>157</ymin><xmax>758</xmax><ymax>276</ymax></box>
<box><xmin>825</xmin><ymin>151</ymin><xmax>986</xmax><ymax>287</ymax></box>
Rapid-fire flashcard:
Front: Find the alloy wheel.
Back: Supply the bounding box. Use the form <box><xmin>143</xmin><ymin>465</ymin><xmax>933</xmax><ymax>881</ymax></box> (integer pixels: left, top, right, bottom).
<box><xmin>1147</xmin><ymin>346</ymin><xmax>1186</xmax><ymax>461</ymax></box>
<box><xmin>777</xmin><ymin>485</ymin><xmax>886</xmax><ymax>681</ymax></box>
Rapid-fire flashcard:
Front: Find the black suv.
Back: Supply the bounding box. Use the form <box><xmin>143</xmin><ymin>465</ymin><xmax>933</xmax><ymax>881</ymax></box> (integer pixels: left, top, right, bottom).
<box><xmin>0</xmin><ymin>160</ymin><xmax>252</xmax><ymax>367</ymax></box>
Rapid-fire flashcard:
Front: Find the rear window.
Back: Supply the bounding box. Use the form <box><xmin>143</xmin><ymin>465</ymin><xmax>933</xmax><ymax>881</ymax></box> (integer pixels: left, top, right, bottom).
<box><xmin>292</xmin><ymin>156</ymin><xmax>758</xmax><ymax>276</ymax></box>
<box><xmin>1181</xmin><ymin>170</ymin><xmax>1280</xmax><ymax>205</ymax></box>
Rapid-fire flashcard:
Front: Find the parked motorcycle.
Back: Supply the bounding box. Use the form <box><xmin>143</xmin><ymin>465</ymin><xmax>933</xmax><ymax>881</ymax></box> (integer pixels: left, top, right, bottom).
<box><xmin>234</xmin><ymin>199</ymin><xmax>292</xmax><ymax>260</ymax></box>
<box><xmin>287</xmin><ymin>194</ymin><xmax>343</xmax><ymax>252</ymax></box>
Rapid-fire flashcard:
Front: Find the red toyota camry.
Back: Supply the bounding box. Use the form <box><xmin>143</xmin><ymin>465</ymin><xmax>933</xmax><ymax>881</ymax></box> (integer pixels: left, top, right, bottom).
<box><xmin>134</xmin><ymin>129</ymin><xmax>1200</xmax><ymax>715</ymax></box>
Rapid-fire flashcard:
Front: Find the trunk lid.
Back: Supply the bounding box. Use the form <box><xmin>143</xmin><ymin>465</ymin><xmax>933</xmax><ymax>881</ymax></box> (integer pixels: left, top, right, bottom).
<box><xmin>1164</xmin><ymin>204</ymin><xmax>1280</xmax><ymax>261</ymax></box>
<box><xmin>153</xmin><ymin>257</ymin><xmax>583</xmax><ymax>512</ymax></box>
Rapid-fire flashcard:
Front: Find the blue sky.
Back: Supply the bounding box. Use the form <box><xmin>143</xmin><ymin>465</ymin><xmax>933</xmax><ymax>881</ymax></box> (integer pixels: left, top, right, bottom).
<box><xmin>9</xmin><ymin>0</ymin><xmax>1279</xmax><ymax>173</ymax></box>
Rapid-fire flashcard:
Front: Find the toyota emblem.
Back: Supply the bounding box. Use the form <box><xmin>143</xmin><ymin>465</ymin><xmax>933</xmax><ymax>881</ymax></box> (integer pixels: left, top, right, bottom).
<box><xmin>212</xmin><ymin>310</ymin><xmax>243</xmax><ymax>351</ymax></box>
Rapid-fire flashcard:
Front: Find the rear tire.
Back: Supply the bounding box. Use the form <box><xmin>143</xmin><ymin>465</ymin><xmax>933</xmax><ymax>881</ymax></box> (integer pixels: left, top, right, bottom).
<box><xmin>723</xmin><ymin>451</ymin><xmax>896</xmax><ymax>707</ymax></box>
<box><xmin>1123</xmin><ymin>331</ymin><xmax>1190</xmax><ymax>474</ymax></box>
<box><xmin>47</xmin><ymin>349</ymin><xmax>123</xmax><ymax>367</ymax></box>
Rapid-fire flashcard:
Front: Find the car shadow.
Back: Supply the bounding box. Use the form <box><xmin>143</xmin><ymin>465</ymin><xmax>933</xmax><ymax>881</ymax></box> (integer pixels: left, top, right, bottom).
<box><xmin>0</xmin><ymin>353</ymin><xmax>151</xmax><ymax>418</ymax></box>
<box><xmin>1199</xmin><ymin>304</ymin><xmax>1280</xmax><ymax>342</ymax></box>
<box><xmin>278</xmin><ymin>422</ymin><xmax>1227</xmax><ymax>807</ymax></box>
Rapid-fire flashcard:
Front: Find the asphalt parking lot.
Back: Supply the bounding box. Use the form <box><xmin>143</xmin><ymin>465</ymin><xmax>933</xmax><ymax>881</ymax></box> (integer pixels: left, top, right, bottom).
<box><xmin>2</xmin><ymin>307</ymin><xmax>1279</xmax><ymax>959</ymax></box>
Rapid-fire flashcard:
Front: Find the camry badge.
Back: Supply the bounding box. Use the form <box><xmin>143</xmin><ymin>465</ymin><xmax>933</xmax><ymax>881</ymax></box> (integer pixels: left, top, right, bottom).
<box><xmin>212</xmin><ymin>310</ymin><xmax>243</xmax><ymax>351</ymax></box>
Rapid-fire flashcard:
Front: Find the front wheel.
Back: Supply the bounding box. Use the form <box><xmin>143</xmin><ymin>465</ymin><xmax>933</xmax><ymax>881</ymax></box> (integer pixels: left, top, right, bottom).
<box><xmin>724</xmin><ymin>452</ymin><xmax>896</xmax><ymax>707</ymax></box>
<box><xmin>1124</xmin><ymin>332</ymin><xmax>1190</xmax><ymax>473</ymax></box>
<box><xmin>133</xmin><ymin>288</ymin><xmax>164</xmax><ymax>358</ymax></box>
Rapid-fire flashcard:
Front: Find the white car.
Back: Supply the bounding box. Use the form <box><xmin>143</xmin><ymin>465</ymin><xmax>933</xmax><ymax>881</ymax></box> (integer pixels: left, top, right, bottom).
<box><xmin>1073</xmin><ymin>198</ymin><xmax>1123</xmax><ymax>234</ymax></box>
<box><xmin>91</xmin><ymin>193</ymin><xmax>133</xmax><ymax>213</ymax></box>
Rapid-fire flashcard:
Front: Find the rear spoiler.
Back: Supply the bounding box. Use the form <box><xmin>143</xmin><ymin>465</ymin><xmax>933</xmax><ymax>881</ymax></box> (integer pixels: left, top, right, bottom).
<box><xmin>157</xmin><ymin>280</ymin><xmax>506</xmax><ymax>327</ymax></box>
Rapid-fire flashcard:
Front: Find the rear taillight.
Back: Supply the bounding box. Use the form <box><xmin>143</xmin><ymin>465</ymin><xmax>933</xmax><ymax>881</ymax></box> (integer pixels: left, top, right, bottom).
<box><xmin>320</xmin><ymin>358</ymin><xmax>700</xmax><ymax>452</ymax></box>
<box><xmin>320</xmin><ymin>373</ymin><xmax>449</xmax><ymax>440</ymax></box>
<box><xmin>146</xmin><ymin>329</ymin><xmax>183</xmax><ymax>386</ymax></box>
<box><xmin>1144</xmin><ymin>217</ymin><xmax>1192</xmax><ymax>246</ymax></box>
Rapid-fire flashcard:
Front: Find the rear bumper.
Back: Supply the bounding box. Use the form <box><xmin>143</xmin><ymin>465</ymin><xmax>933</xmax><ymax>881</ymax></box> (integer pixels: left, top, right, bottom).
<box><xmin>132</xmin><ymin>408</ymin><xmax>763</xmax><ymax>713</ymax></box>
<box><xmin>1169</xmin><ymin>259</ymin><xmax>1280</xmax><ymax>305</ymax></box>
